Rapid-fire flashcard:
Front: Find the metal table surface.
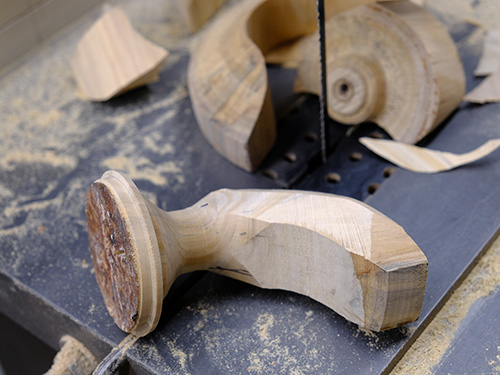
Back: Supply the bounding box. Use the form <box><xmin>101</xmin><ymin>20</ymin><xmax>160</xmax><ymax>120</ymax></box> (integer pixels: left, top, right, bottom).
<box><xmin>1</xmin><ymin>1</ymin><xmax>500</xmax><ymax>374</ymax></box>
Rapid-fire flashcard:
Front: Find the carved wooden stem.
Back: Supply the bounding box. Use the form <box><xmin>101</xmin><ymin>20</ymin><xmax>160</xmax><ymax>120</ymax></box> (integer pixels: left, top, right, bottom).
<box><xmin>86</xmin><ymin>171</ymin><xmax>427</xmax><ymax>336</ymax></box>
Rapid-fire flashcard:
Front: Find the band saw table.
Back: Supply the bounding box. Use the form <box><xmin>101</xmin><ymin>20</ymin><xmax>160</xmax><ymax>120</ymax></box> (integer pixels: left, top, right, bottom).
<box><xmin>1</xmin><ymin>1</ymin><xmax>500</xmax><ymax>374</ymax></box>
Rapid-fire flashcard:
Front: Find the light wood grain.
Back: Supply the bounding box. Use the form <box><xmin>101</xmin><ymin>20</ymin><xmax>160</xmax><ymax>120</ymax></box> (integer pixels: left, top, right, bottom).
<box><xmin>360</xmin><ymin>137</ymin><xmax>500</xmax><ymax>173</ymax></box>
<box><xmin>464</xmin><ymin>28</ymin><xmax>500</xmax><ymax>104</ymax></box>
<box><xmin>176</xmin><ymin>0</ymin><xmax>227</xmax><ymax>33</ymax></box>
<box><xmin>474</xmin><ymin>28</ymin><xmax>500</xmax><ymax>76</ymax></box>
<box><xmin>188</xmin><ymin>0</ymin><xmax>377</xmax><ymax>171</ymax></box>
<box><xmin>267</xmin><ymin>1</ymin><xmax>465</xmax><ymax>144</ymax></box>
<box><xmin>86</xmin><ymin>170</ymin><xmax>428</xmax><ymax>336</ymax></box>
<box><xmin>464</xmin><ymin>70</ymin><xmax>500</xmax><ymax>104</ymax></box>
<box><xmin>71</xmin><ymin>6</ymin><xmax>168</xmax><ymax>102</ymax></box>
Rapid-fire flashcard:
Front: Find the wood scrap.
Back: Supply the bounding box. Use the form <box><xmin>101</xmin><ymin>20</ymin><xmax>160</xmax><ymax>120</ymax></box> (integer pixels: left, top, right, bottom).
<box><xmin>267</xmin><ymin>1</ymin><xmax>465</xmax><ymax>144</ymax></box>
<box><xmin>176</xmin><ymin>0</ymin><xmax>228</xmax><ymax>33</ymax></box>
<box><xmin>464</xmin><ymin>70</ymin><xmax>500</xmax><ymax>104</ymax></box>
<box><xmin>86</xmin><ymin>170</ymin><xmax>428</xmax><ymax>336</ymax></box>
<box><xmin>188</xmin><ymin>0</ymin><xmax>378</xmax><ymax>172</ymax></box>
<box><xmin>44</xmin><ymin>336</ymin><xmax>97</xmax><ymax>375</ymax></box>
<box><xmin>474</xmin><ymin>28</ymin><xmax>500</xmax><ymax>76</ymax></box>
<box><xmin>359</xmin><ymin>137</ymin><xmax>500</xmax><ymax>173</ymax></box>
<box><xmin>71</xmin><ymin>6</ymin><xmax>168</xmax><ymax>102</ymax></box>
<box><xmin>464</xmin><ymin>28</ymin><xmax>500</xmax><ymax>104</ymax></box>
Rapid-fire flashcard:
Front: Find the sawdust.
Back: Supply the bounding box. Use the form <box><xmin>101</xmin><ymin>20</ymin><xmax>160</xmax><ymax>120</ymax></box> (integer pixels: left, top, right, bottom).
<box><xmin>167</xmin><ymin>341</ymin><xmax>190</xmax><ymax>372</ymax></box>
<box><xmin>3</xmin><ymin>199</ymin><xmax>54</xmax><ymax>220</ymax></box>
<box><xmin>255</xmin><ymin>313</ymin><xmax>275</xmax><ymax>341</ymax></box>
<box><xmin>102</xmin><ymin>155</ymin><xmax>182</xmax><ymax>186</ymax></box>
<box><xmin>247</xmin><ymin>313</ymin><xmax>300</xmax><ymax>373</ymax></box>
<box><xmin>391</xmin><ymin>234</ymin><xmax>500</xmax><ymax>375</ymax></box>
<box><xmin>44</xmin><ymin>335</ymin><xmax>98</xmax><ymax>375</ymax></box>
<box><xmin>0</xmin><ymin>151</ymin><xmax>77</xmax><ymax>170</ymax></box>
<box><xmin>128</xmin><ymin>337</ymin><xmax>176</xmax><ymax>374</ymax></box>
<box><xmin>102</xmin><ymin>84</ymin><xmax>188</xmax><ymax>132</ymax></box>
<box><xmin>183</xmin><ymin>299</ymin><xmax>326</xmax><ymax>374</ymax></box>
<box><xmin>489</xmin><ymin>346</ymin><xmax>500</xmax><ymax>372</ymax></box>
<box><xmin>0</xmin><ymin>0</ymin><xmax>190</xmax><ymax>249</ymax></box>
<box><xmin>143</xmin><ymin>132</ymin><xmax>175</xmax><ymax>155</ymax></box>
<box><xmin>355</xmin><ymin>325</ymin><xmax>381</xmax><ymax>350</ymax></box>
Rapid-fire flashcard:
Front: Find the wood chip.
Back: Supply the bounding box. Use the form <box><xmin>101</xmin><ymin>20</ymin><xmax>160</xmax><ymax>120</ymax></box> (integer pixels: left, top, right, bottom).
<box><xmin>359</xmin><ymin>137</ymin><xmax>500</xmax><ymax>173</ymax></box>
<box><xmin>464</xmin><ymin>70</ymin><xmax>500</xmax><ymax>103</ymax></box>
<box><xmin>474</xmin><ymin>28</ymin><xmax>500</xmax><ymax>76</ymax></box>
<box><xmin>464</xmin><ymin>28</ymin><xmax>500</xmax><ymax>103</ymax></box>
<box><xmin>71</xmin><ymin>6</ymin><xmax>168</xmax><ymax>102</ymax></box>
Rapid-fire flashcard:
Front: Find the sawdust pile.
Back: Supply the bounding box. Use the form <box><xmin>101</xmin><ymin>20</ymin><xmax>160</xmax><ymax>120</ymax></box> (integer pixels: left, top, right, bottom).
<box><xmin>43</xmin><ymin>336</ymin><xmax>97</xmax><ymax>375</ymax></box>
<box><xmin>391</xmin><ymin>234</ymin><xmax>500</xmax><ymax>374</ymax></box>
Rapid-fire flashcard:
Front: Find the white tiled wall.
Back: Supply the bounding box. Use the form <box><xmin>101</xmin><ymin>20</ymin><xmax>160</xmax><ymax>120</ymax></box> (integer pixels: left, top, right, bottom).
<box><xmin>0</xmin><ymin>0</ymin><xmax>104</xmax><ymax>70</ymax></box>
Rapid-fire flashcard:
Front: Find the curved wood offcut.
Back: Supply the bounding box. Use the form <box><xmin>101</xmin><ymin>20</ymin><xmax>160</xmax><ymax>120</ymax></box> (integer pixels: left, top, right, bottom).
<box><xmin>86</xmin><ymin>171</ymin><xmax>428</xmax><ymax>336</ymax></box>
<box><xmin>188</xmin><ymin>0</ymin><xmax>377</xmax><ymax>171</ymax></box>
<box><xmin>71</xmin><ymin>6</ymin><xmax>168</xmax><ymax>102</ymax></box>
<box><xmin>267</xmin><ymin>1</ymin><xmax>465</xmax><ymax>144</ymax></box>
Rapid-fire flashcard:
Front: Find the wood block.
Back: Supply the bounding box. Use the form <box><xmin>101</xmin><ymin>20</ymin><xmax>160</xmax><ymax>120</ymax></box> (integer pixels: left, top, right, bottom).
<box><xmin>71</xmin><ymin>6</ymin><xmax>168</xmax><ymax>102</ymax></box>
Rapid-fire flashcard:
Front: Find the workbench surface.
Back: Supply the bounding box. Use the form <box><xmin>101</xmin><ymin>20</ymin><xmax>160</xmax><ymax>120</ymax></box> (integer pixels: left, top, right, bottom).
<box><xmin>1</xmin><ymin>1</ymin><xmax>500</xmax><ymax>374</ymax></box>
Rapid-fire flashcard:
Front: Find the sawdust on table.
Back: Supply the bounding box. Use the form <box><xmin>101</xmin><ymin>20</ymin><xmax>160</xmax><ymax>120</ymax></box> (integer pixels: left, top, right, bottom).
<box><xmin>167</xmin><ymin>300</ymin><xmax>325</xmax><ymax>374</ymax></box>
<box><xmin>391</xmin><ymin>234</ymin><xmax>500</xmax><ymax>375</ymax></box>
<box><xmin>167</xmin><ymin>341</ymin><xmax>190</xmax><ymax>372</ymax></box>
<box><xmin>44</xmin><ymin>335</ymin><xmax>98</xmax><ymax>375</ymax></box>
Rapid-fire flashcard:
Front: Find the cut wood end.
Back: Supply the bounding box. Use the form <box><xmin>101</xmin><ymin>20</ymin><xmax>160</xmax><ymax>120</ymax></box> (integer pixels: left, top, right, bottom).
<box><xmin>86</xmin><ymin>171</ymin><xmax>163</xmax><ymax>336</ymax></box>
<box><xmin>357</xmin><ymin>206</ymin><xmax>428</xmax><ymax>330</ymax></box>
<box><xmin>352</xmin><ymin>253</ymin><xmax>427</xmax><ymax>331</ymax></box>
<box><xmin>86</xmin><ymin>181</ymin><xmax>141</xmax><ymax>332</ymax></box>
<box><xmin>71</xmin><ymin>6</ymin><xmax>168</xmax><ymax>102</ymax></box>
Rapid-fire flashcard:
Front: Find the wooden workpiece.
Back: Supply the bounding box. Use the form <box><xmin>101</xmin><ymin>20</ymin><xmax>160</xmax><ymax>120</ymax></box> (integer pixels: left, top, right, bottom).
<box><xmin>176</xmin><ymin>0</ymin><xmax>228</xmax><ymax>33</ymax></box>
<box><xmin>86</xmin><ymin>170</ymin><xmax>427</xmax><ymax>336</ymax></box>
<box><xmin>267</xmin><ymin>1</ymin><xmax>465</xmax><ymax>144</ymax></box>
<box><xmin>188</xmin><ymin>0</ymin><xmax>379</xmax><ymax>171</ymax></box>
<box><xmin>71</xmin><ymin>6</ymin><xmax>168</xmax><ymax>101</ymax></box>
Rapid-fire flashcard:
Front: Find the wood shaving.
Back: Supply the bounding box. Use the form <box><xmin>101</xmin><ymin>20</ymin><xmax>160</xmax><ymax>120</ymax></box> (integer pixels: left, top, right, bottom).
<box><xmin>464</xmin><ymin>69</ymin><xmax>500</xmax><ymax>103</ymax></box>
<box><xmin>464</xmin><ymin>28</ymin><xmax>500</xmax><ymax>104</ymax></box>
<box><xmin>360</xmin><ymin>137</ymin><xmax>500</xmax><ymax>173</ymax></box>
<box><xmin>474</xmin><ymin>28</ymin><xmax>500</xmax><ymax>76</ymax></box>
